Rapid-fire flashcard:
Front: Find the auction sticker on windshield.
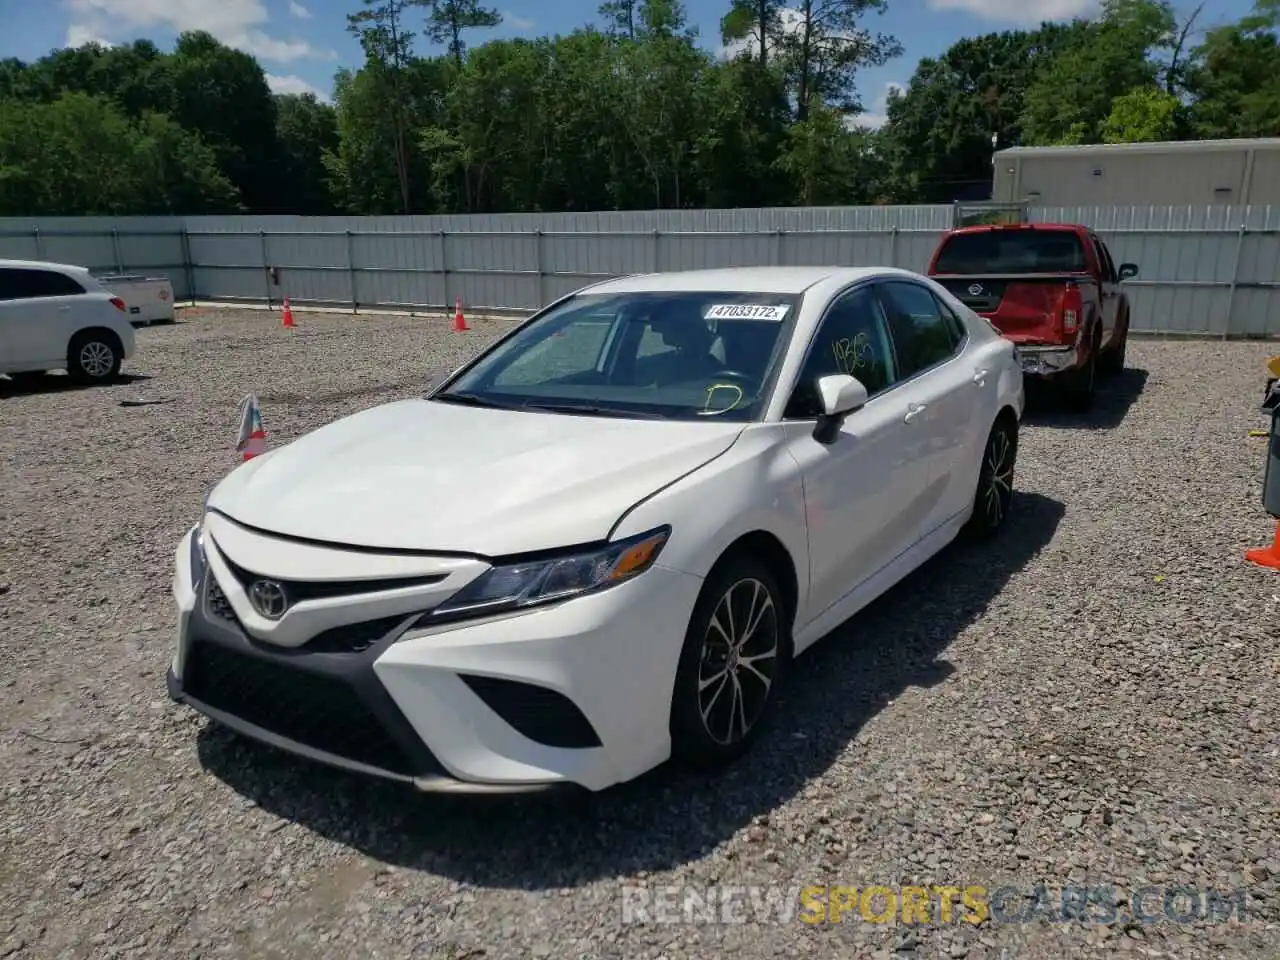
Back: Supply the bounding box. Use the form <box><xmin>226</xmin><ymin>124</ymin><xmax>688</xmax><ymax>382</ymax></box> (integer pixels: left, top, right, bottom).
<box><xmin>704</xmin><ymin>304</ymin><xmax>790</xmax><ymax>322</ymax></box>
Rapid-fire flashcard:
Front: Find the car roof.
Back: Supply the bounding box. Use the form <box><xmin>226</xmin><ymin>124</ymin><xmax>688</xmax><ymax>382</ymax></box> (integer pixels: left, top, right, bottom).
<box><xmin>946</xmin><ymin>223</ymin><xmax>1087</xmax><ymax>237</ymax></box>
<box><xmin>584</xmin><ymin>266</ymin><xmax>904</xmax><ymax>296</ymax></box>
<box><xmin>0</xmin><ymin>258</ymin><xmax>92</xmax><ymax>274</ymax></box>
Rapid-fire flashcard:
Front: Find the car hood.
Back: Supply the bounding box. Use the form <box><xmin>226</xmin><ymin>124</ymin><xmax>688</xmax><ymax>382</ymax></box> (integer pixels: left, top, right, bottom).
<box><xmin>206</xmin><ymin>398</ymin><xmax>746</xmax><ymax>555</ymax></box>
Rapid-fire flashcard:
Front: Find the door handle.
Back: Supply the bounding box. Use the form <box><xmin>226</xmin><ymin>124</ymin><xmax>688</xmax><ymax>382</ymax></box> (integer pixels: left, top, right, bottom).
<box><xmin>973</xmin><ymin>368</ymin><xmax>988</xmax><ymax>386</ymax></box>
<box><xmin>904</xmin><ymin>403</ymin><xmax>927</xmax><ymax>424</ymax></box>
<box><xmin>57</xmin><ymin>305</ymin><xmax>71</xmax><ymax>312</ymax></box>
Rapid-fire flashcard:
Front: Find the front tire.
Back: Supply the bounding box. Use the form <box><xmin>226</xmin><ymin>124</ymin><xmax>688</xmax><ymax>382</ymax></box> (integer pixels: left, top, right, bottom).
<box><xmin>67</xmin><ymin>331</ymin><xmax>122</xmax><ymax>385</ymax></box>
<box><xmin>670</xmin><ymin>554</ymin><xmax>788</xmax><ymax>768</ymax></box>
<box><xmin>964</xmin><ymin>417</ymin><xmax>1017</xmax><ymax>538</ymax></box>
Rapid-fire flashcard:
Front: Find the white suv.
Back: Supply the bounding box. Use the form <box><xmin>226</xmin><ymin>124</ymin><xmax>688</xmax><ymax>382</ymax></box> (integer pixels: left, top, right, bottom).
<box><xmin>0</xmin><ymin>259</ymin><xmax>138</xmax><ymax>385</ymax></box>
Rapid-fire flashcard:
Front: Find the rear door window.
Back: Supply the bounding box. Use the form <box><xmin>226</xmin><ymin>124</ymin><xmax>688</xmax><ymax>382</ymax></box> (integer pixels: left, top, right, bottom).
<box><xmin>933</xmin><ymin>230</ymin><xmax>1088</xmax><ymax>274</ymax></box>
<box><xmin>0</xmin><ymin>268</ymin><xmax>86</xmax><ymax>301</ymax></box>
<box><xmin>876</xmin><ymin>281</ymin><xmax>963</xmax><ymax>377</ymax></box>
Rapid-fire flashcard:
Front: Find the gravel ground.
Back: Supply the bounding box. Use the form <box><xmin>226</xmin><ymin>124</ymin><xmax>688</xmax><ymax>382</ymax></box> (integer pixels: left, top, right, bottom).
<box><xmin>2</xmin><ymin>306</ymin><xmax>1279</xmax><ymax>960</ymax></box>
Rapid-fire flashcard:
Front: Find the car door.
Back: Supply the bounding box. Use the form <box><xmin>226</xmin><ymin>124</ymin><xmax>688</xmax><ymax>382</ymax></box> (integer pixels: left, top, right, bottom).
<box><xmin>0</xmin><ymin>267</ymin><xmax>85</xmax><ymax>367</ymax></box>
<box><xmin>875</xmin><ymin>280</ymin><xmax>977</xmax><ymax>541</ymax></box>
<box><xmin>781</xmin><ymin>283</ymin><xmax>932</xmax><ymax>618</ymax></box>
<box><xmin>1090</xmin><ymin>233</ymin><xmax>1120</xmax><ymax>343</ymax></box>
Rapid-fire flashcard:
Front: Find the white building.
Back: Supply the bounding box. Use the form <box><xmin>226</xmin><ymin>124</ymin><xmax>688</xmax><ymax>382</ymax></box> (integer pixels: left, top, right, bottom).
<box><xmin>991</xmin><ymin>138</ymin><xmax>1280</xmax><ymax>207</ymax></box>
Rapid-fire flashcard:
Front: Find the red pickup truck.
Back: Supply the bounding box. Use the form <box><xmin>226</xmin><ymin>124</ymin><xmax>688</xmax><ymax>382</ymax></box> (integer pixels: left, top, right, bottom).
<box><xmin>926</xmin><ymin>223</ymin><xmax>1137</xmax><ymax>411</ymax></box>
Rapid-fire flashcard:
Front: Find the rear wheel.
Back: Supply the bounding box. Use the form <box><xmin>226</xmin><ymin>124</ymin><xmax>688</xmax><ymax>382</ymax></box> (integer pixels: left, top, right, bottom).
<box><xmin>67</xmin><ymin>331</ymin><xmax>122</xmax><ymax>385</ymax></box>
<box><xmin>1064</xmin><ymin>339</ymin><xmax>1098</xmax><ymax>412</ymax></box>
<box><xmin>964</xmin><ymin>417</ymin><xmax>1017</xmax><ymax>537</ymax></box>
<box><xmin>670</xmin><ymin>554</ymin><xmax>788</xmax><ymax>768</ymax></box>
<box><xmin>1099</xmin><ymin>320</ymin><xmax>1127</xmax><ymax>375</ymax></box>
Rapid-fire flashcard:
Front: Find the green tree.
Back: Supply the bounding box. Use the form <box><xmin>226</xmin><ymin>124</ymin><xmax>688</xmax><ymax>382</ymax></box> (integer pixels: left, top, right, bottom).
<box><xmin>1020</xmin><ymin>0</ymin><xmax>1177</xmax><ymax>145</ymax></box>
<box><xmin>275</xmin><ymin>93</ymin><xmax>340</xmax><ymax>213</ymax></box>
<box><xmin>424</xmin><ymin>0</ymin><xmax>503</xmax><ymax>67</ymax></box>
<box><xmin>875</xmin><ymin>24</ymin><xmax>1085</xmax><ymax>201</ymax></box>
<box><xmin>348</xmin><ymin>0</ymin><xmax>421</xmax><ymax>212</ymax></box>
<box><xmin>599</xmin><ymin>0</ymin><xmax>640</xmax><ymax>39</ymax></box>
<box><xmin>1100</xmin><ymin>85</ymin><xmax>1180</xmax><ymax>141</ymax></box>
<box><xmin>167</xmin><ymin>31</ymin><xmax>282</xmax><ymax>211</ymax></box>
<box><xmin>774</xmin><ymin>100</ymin><xmax>872</xmax><ymax>204</ymax></box>
<box><xmin>0</xmin><ymin>93</ymin><xmax>237</xmax><ymax>216</ymax></box>
<box><xmin>720</xmin><ymin>0</ymin><xmax>784</xmax><ymax>66</ymax></box>
<box><xmin>1184</xmin><ymin>0</ymin><xmax>1280</xmax><ymax>138</ymax></box>
<box><xmin>773</xmin><ymin>0</ymin><xmax>902</xmax><ymax>121</ymax></box>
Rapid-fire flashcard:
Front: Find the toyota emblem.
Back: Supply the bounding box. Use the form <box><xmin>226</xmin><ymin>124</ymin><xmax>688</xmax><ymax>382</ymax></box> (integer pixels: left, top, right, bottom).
<box><xmin>968</xmin><ymin>283</ymin><xmax>984</xmax><ymax>296</ymax></box>
<box><xmin>248</xmin><ymin>579</ymin><xmax>289</xmax><ymax>619</ymax></box>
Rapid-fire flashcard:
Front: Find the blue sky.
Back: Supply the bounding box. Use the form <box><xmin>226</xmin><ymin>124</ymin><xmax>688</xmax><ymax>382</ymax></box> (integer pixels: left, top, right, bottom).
<box><xmin>1</xmin><ymin>0</ymin><xmax>1257</xmax><ymax>127</ymax></box>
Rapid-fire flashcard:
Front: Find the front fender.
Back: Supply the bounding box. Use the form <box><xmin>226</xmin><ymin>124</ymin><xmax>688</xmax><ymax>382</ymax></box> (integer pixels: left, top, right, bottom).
<box><xmin>610</xmin><ymin>424</ymin><xmax>810</xmax><ymax>620</ymax></box>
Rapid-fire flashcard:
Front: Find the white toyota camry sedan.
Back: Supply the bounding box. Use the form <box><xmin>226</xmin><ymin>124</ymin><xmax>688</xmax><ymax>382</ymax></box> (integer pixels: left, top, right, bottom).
<box><xmin>168</xmin><ymin>266</ymin><xmax>1024</xmax><ymax>794</ymax></box>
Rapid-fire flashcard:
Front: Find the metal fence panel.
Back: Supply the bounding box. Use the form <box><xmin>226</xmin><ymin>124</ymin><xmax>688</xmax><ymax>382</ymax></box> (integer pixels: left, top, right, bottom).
<box><xmin>3</xmin><ymin>205</ymin><xmax>1279</xmax><ymax>335</ymax></box>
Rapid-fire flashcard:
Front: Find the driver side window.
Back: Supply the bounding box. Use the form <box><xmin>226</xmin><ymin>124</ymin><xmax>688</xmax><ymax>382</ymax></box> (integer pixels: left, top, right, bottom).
<box><xmin>784</xmin><ymin>286</ymin><xmax>897</xmax><ymax>419</ymax></box>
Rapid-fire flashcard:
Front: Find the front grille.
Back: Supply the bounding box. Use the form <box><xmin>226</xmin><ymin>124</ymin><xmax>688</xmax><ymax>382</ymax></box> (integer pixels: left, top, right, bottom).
<box><xmin>307</xmin><ymin>615</ymin><xmax>408</xmax><ymax>653</ymax></box>
<box><xmin>206</xmin><ymin>576</ymin><xmax>240</xmax><ymax>627</ymax></box>
<box><xmin>184</xmin><ymin>640</ymin><xmax>422</xmax><ymax>775</ymax></box>
<box><xmin>216</xmin><ymin>551</ymin><xmax>446</xmax><ymax>604</ymax></box>
<box><xmin>460</xmin><ymin>674</ymin><xmax>601</xmax><ymax>749</ymax></box>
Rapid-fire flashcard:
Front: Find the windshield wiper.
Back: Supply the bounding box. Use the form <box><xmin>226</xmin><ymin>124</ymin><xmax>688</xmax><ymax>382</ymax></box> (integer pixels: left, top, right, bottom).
<box><xmin>432</xmin><ymin>392</ymin><xmax>518</xmax><ymax>410</ymax></box>
<box><xmin>519</xmin><ymin>401</ymin><xmax>666</xmax><ymax>420</ymax></box>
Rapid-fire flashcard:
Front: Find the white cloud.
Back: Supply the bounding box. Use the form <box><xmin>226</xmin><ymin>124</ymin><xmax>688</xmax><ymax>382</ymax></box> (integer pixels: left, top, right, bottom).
<box><xmin>503</xmin><ymin>10</ymin><xmax>535</xmax><ymax>30</ymax></box>
<box><xmin>926</xmin><ymin>0</ymin><xmax>1098</xmax><ymax>25</ymax></box>
<box><xmin>287</xmin><ymin>0</ymin><xmax>311</xmax><ymax>18</ymax></box>
<box><xmin>266</xmin><ymin>72</ymin><xmax>330</xmax><ymax>101</ymax></box>
<box><xmin>846</xmin><ymin>81</ymin><xmax>905</xmax><ymax>130</ymax></box>
<box><xmin>63</xmin><ymin>0</ymin><xmax>336</xmax><ymax>63</ymax></box>
<box><xmin>65</xmin><ymin>24</ymin><xmax>115</xmax><ymax>47</ymax></box>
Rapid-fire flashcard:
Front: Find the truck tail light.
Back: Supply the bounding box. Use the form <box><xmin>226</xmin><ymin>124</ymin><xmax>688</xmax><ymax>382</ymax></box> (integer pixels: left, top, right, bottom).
<box><xmin>1059</xmin><ymin>283</ymin><xmax>1082</xmax><ymax>336</ymax></box>
<box><xmin>110</xmin><ymin>296</ymin><xmax>127</xmax><ymax>312</ymax></box>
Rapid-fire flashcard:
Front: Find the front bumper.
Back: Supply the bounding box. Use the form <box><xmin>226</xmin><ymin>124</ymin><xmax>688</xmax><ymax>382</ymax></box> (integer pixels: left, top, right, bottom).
<box><xmin>169</xmin><ymin>523</ymin><xmax>703</xmax><ymax>794</ymax></box>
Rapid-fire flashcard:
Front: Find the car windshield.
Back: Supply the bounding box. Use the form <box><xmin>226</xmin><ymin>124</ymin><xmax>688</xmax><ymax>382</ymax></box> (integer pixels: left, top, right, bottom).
<box><xmin>436</xmin><ymin>291</ymin><xmax>800</xmax><ymax>422</ymax></box>
<box><xmin>933</xmin><ymin>230</ymin><xmax>1087</xmax><ymax>274</ymax></box>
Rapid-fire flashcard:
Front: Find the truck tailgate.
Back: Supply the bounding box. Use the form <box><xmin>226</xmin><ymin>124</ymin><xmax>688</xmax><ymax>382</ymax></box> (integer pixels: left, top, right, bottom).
<box><xmin>933</xmin><ymin>273</ymin><xmax>1089</xmax><ymax>342</ymax></box>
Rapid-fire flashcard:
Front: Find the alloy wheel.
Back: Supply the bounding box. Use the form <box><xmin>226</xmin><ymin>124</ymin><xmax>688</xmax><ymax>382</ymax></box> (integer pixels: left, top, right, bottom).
<box><xmin>697</xmin><ymin>577</ymin><xmax>779</xmax><ymax>746</ymax></box>
<box><xmin>983</xmin><ymin>428</ymin><xmax>1015</xmax><ymax>527</ymax></box>
<box><xmin>79</xmin><ymin>341</ymin><xmax>115</xmax><ymax>379</ymax></box>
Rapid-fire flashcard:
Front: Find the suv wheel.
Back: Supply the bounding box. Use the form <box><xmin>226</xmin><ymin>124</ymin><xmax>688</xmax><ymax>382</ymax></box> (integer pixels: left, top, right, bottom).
<box><xmin>1065</xmin><ymin>339</ymin><xmax>1098</xmax><ymax>412</ymax></box>
<box><xmin>1100</xmin><ymin>322</ymin><xmax>1127</xmax><ymax>375</ymax></box>
<box><xmin>67</xmin><ymin>331</ymin><xmax>122</xmax><ymax>385</ymax></box>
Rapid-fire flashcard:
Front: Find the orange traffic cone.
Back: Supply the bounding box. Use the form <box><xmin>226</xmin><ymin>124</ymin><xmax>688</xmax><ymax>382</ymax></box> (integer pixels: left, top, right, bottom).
<box><xmin>452</xmin><ymin>297</ymin><xmax>468</xmax><ymax>332</ymax></box>
<box><xmin>1246</xmin><ymin>521</ymin><xmax>1280</xmax><ymax>569</ymax></box>
<box><xmin>281</xmin><ymin>297</ymin><xmax>295</xmax><ymax>328</ymax></box>
<box><xmin>235</xmin><ymin>394</ymin><xmax>267</xmax><ymax>461</ymax></box>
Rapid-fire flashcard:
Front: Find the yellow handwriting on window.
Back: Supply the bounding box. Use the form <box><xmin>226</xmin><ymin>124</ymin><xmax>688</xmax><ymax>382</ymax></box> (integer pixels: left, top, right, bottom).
<box><xmin>701</xmin><ymin>383</ymin><xmax>744</xmax><ymax>415</ymax></box>
<box><xmin>831</xmin><ymin>332</ymin><xmax>873</xmax><ymax>376</ymax></box>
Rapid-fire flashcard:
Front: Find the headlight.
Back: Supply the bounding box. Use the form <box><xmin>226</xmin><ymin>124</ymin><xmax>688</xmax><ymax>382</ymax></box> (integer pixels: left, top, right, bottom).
<box><xmin>188</xmin><ymin>520</ymin><xmax>207</xmax><ymax>589</ymax></box>
<box><xmin>429</xmin><ymin>526</ymin><xmax>670</xmax><ymax>620</ymax></box>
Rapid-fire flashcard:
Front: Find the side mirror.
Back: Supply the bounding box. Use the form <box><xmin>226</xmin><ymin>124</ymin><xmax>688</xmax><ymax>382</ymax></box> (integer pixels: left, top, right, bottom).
<box><xmin>1117</xmin><ymin>263</ymin><xmax>1139</xmax><ymax>281</ymax></box>
<box><xmin>817</xmin><ymin>373</ymin><xmax>868</xmax><ymax>417</ymax></box>
<box><xmin>813</xmin><ymin>374</ymin><xmax>868</xmax><ymax>443</ymax></box>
